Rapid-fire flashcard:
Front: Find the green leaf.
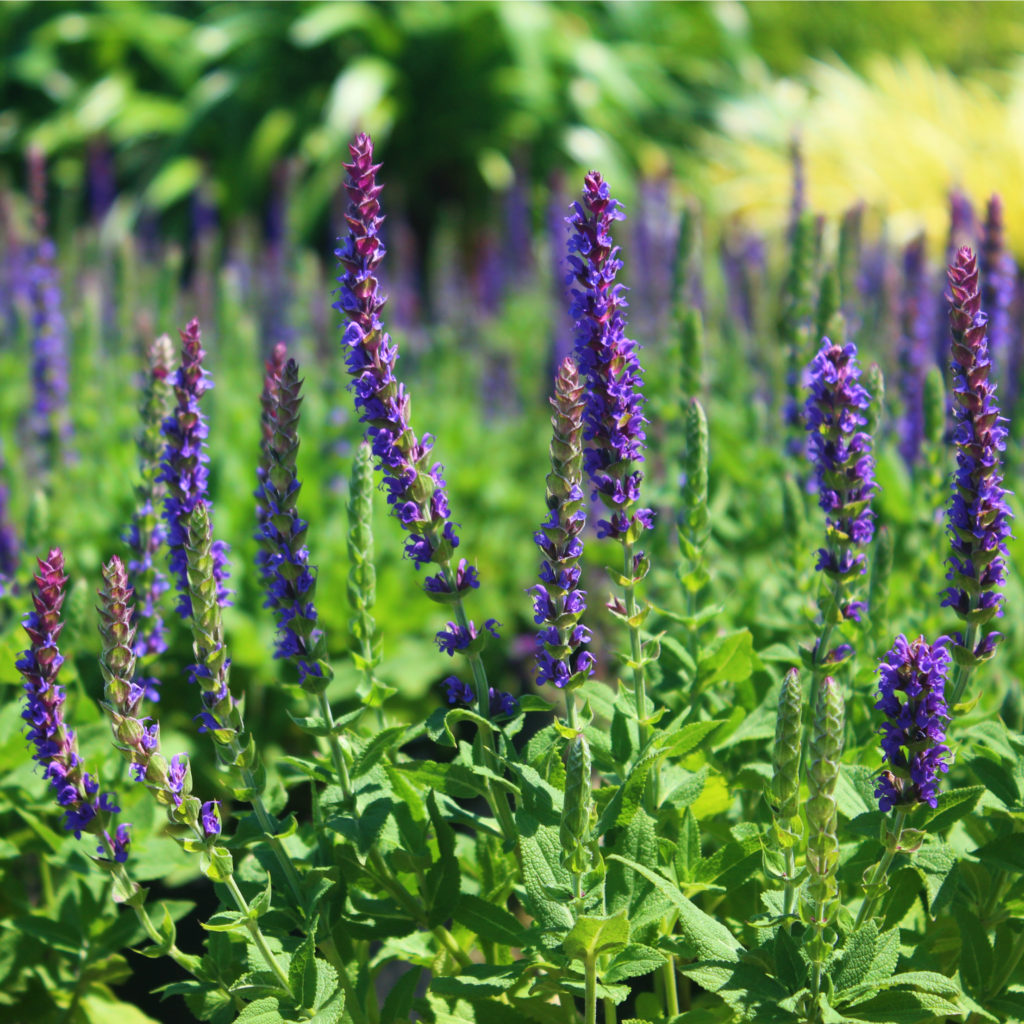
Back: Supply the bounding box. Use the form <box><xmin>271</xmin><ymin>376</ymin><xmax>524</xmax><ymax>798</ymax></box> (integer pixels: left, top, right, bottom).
<box><xmin>954</xmin><ymin>906</ymin><xmax>992</xmax><ymax>993</ymax></box>
<box><xmin>424</xmin><ymin>791</ymin><xmax>461</xmax><ymax>928</ymax></box>
<box><xmin>910</xmin><ymin>840</ymin><xmax>958</xmax><ymax>916</ymax></box>
<box><xmin>431</xmin><ymin>962</ymin><xmax>528</xmax><ymax>998</ymax></box>
<box><xmin>918</xmin><ymin>785</ymin><xmax>984</xmax><ymax>832</ymax></box>
<box><xmin>842</xmin><ymin>989</ymin><xmax>962</xmax><ymax>1022</ymax></box>
<box><xmin>605</xmin><ymin>943</ymin><xmax>666</xmax><ymax>983</ymax></box>
<box><xmin>675</xmin><ymin>807</ymin><xmax>701</xmax><ymax>883</ymax></box>
<box><xmin>352</xmin><ymin>726</ymin><xmax>407</xmax><ymax>778</ymax></box>
<box><xmin>453</xmin><ymin>893</ymin><xmax>531</xmax><ymax>946</ymax></box>
<box><xmin>232</xmin><ymin>998</ymin><xmax>286</xmax><ymax>1024</ymax></box>
<box><xmin>606</xmin><ymin>855</ymin><xmax>742</xmax><ymax>961</ymax></box>
<box><xmin>288</xmin><ymin>932</ymin><xmax>316</xmax><ymax>1012</ymax></box>
<box><xmin>833</xmin><ymin>922</ymin><xmax>879</xmax><ymax>994</ymax></box>
<box><xmin>518</xmin><ymin>812</ymin><xmax>574</xmax><ymax>936</ymax></box>
<box><xmin>974</xmin><ymin>833</ymin><xmax>1024</xmax><ymax>873</ymax></box>
<box><xmin>695</xmin><ymin>629</ymin><xmax>754</xmax><ymax>692</ymax></box>
<box><xmin>379</xmin><ymin>967</ymin><xmax>419</xmax><ymax>1024</ymax></box>
<box><xmin>563</xmin><ymin>911</ymin><xmax>630</xmax><ymax>962</ymax></box>
<box><xmin>200</xmin><ymin>910</ymin><xmax>248</xmax><ymax>933</ymax></box>
<box><xmin>655</xmin><ymin>719</ymin><xmax>725</xmax><ymax>759</ymax></box>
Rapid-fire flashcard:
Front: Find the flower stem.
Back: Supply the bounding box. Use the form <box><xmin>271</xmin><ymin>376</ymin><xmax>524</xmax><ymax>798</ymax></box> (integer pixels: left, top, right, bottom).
<box><xmin>584</xmin><ymin>955</ymin><xmax>598</xmax><ymax>1024</ymax></box>
<box><xmin>950</xmin><ymin>624</ymin><xmax>978</xmax><ymax>707</ymax></box>
<box><xmin>222</xmin><ymin>874</ymin><xmax>293</xmax><ymax>995</ymax></box>
<box><xmin>854</xmin><ymin>809</ymin><xmax>908</xmax><ymax>928</ymax></box>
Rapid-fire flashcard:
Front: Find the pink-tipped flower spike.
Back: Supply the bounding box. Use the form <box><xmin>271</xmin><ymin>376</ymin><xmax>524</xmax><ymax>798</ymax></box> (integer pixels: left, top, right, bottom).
<box><xmin>18</xmin><ymin>550</ymin><xmax>129</xmax><ymax>860</ymax></box>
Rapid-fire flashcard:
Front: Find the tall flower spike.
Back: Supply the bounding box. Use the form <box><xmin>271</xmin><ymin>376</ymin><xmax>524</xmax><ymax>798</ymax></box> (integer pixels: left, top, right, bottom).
<box><xmin>943</xmin><ymin>247</ymin><xmax>1012</xmax><ymax>663</ymax></box>
<box><xmin>98</xmin><ymin>556</ymin><xmax>220</xmax><ymax>838</ymax></box>
<box><xmin>804</xmin><ymin>337</ymin><xmax>876</xmax><ymax>658</ymax></box>
<box><xmin>184</xmin><ymin>503</ymin><xmax>239</xmax><ymax>746</ymax></box>
<box><xmin>567</xmin><ymin>171</ymin><xmax>653</xmax><ymax>542</ymax></box>
<box><xmin>18</xmin><ymin>550</ymin><xmax>129</xmax><ymax>861</ymax></box>
<box><xmin>254</xmin><ymin>341</ymin><xmax>289</xmax><ymax>591</ymax></box>
<box><xmin>874</xmin><ymin>635</ymin><xmax>951</xmax><ymax>812</ymax></box>
<box><xmin>769</xmin><ymin>668</ymin><xmax>803</xmax><ymax>844</ymax></box>
<box><xmin>26</xmin><ymin>238</ymin><xmax>72</xmax><ymax>474</ymax></box>
<box><xmin>528</xmin><ymin>358</ymin><xmax>594</xmax><ymax>690</ymax></box>
<box><xmin>124</xmin><ymin>334</ymin><xmax>176</xmax><ymax>695</ymax></box>
<box><xmin>334</xmin><ymin>132</ymin><xmax>460</xmax><ymax>570</ymax></box>
<box><xmin>159</xmin><ymin>318</ymin><xmax>231</xmax><ymax>618</ymax></box>
<box><xmin>980</xmin><ymin>196</ymin><xmax>1014</xmax><ymax>376</ymax></box>
<box><xmin>255</xmin><ymin>357</ymin><xmax>332</xmax><ymax>693</ymax></box>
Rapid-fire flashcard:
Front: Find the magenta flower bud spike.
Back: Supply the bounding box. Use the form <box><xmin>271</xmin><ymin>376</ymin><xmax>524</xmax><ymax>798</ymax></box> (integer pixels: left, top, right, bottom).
<box><xmin>944</xmin><ymin>247</ymin><xmax>1012</xmax><ymax>698</ymax></box>
<box><xmin>18</xmin><ymin>549</ymin><xmax>129</xmax><ymax>861</ymax></box>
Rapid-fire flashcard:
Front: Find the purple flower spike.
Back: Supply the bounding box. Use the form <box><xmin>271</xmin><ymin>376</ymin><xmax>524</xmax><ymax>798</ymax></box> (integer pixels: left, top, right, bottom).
<box><xmin>334</xmin><ymin>133</ymin><xmax>460</xmax><ymax>571</ymax></box>
<box><xmin>943</xmin><ymin>248</ymin><xmax>1012</xmax><ymax>660</ymax></box>
<box><xmin>26</xmin><ymin>238</ymin><xmax>72</xmax><ymax>472</ymax></box>
<box><xmin>19</xmin><ymin>550</ymin><xmax>127</xmax><ymax>857</ymax></box>
<box><xmin>875</xmin><ymin>635</ymin><xmax>951</xmax><ymax>811</ymax></box>
<box><xmin>897</xmin><ymin>235</ymin><xmax>935</xmax><ymax>466</ymax></box>
<box><xmin>567</xmin><ymin>171</ymin><xmax>652</xmax><ymax>543</ymax></box>
<box><xmin>805</xmin><ymin>339</ymin><xmax>876</xmax><ymax>574</ymax></box>
<box><xmin>159</xmin><ymin>318</ymin><xmax>231</xmax><ymax>618</ymax></box>
<box><xmin>981</xmin><ymin>196</ymin><xmax>1015</xmax><ymax>377</ymax></box>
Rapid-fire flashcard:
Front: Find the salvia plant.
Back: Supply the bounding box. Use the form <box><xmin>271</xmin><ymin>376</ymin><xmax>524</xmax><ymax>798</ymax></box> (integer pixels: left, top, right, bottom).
<box><xmin>5</xmin><ymin>129</ymin><xmax>1024</xmax><ymax>1024</ymax></box>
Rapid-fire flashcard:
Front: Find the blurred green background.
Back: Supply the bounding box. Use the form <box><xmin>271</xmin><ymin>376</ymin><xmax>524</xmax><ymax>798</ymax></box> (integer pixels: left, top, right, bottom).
<box><xmin>4</xmin><ymin>0</ymin><xmax>1024</xmax><ymax>255</ymax></box>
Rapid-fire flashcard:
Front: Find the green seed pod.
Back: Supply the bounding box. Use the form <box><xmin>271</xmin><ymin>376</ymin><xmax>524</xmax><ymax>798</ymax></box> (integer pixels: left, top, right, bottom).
<box><xmin>770</xmin><ymin>669</ymin><xmax>803</xmax><ymax>833</ymax></box>
<box><xmin>806</xmin><ymin>676</ymin><xmax>844</xmax><ymax>917</ymax></box>
<box><xmin>679</xmin><ymin>308</ymin><xmax>704</xmax><ymax>401</ymax></box>
<box><xmin>560</xmin><ymin>733</ymin><xmax>593</xmax><ymax>878</ymax></box>
<box><xmin>865</xmin><ymin>363</ymin><xmax>884</xmax><ymax>441</ymax></box>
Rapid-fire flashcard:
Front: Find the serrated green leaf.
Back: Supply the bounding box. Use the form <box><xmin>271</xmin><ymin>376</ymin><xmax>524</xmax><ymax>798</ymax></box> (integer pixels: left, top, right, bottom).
<box><xmin>843</xmin><ymin>988</ymin><xmax>962</xmax><ymax>1022</ymax></box>
<box><xmin>911</xmin><ymin>840</ymin><xmax>958</xmax><ymax>916</ymax></box>
<box><xmin>352</xmin><ymin>726</ymin><xmax>407</xmax><ymax>779</ymax></box>
<box><xmin>954</xmin><ymin>906</ymin><xmax>992</xmax><ymax>993</ymax></box>
<box><xmin>431</xmin><ymin>962</ymin><xmax>528</xmax><ymax>997</ymax></box>
<box><xmin>695</xmin><ymin>629</ymin><xmax>754</xmax><ymax>691</ymax></box>
<box><xmin>453</xmin><ymin>893</ymin><xmax>530</xmax><ymax>946</ymax></box>
<box><xmin>834</xmin><ymin>921</ymin><xmax>879</xmax><ymax>994</ymax></box>
<box><xmin>918</xmin><ymin>786</ymin><xmax>984</xmax><ymax>832</ymax></box>
<box><xmin>605</xmin><ymin>943</ymin><xmax>666</xmax><ymax>983</ymax></box>
<box><xmin>607</xmin><ymin>855</ymin><xmax>742</xmax><ymax>961</ymax></box>
<box><xmin>564</xmin><ymin>911</ymin><xmax>630</xmax><ymax>962</ymax></box>
<box><xmin>972</xmin><ymin>834</ymin><xmax>1024</xmax><ymax>874</ymax></box>
<box><xmin>518</xmin><ymin>812</ymin><xmax>574</xmax><ymax>935</ymax></box>
<box><xmin>232</xmin><ymin>997</ymin><xmax>286</xmax><ymax>1024</ymax></box>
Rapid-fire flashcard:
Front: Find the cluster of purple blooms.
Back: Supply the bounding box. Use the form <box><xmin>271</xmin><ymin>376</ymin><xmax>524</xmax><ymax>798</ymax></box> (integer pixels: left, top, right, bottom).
<box><xmin>874</xmin><ymin>635</ymin><xmax>951</xmax><ymax>811</ymax></box>
<box><xmin>18</xmin><ymin>549</ymin><xmax>129</xmax><ymax>861</ymax></box>
<box><xmin>897</xmin><ymin>234</ymin><xmax>935</xmax><ymax>466</ymax></box>
<box><xmin>334</xmin><ymin>133</ymin><xmax>460</xmax><ymax>570</ymax></box>
<box><xmin>943</xmin><ymin>247</ymin><xmax>1012</xmax><ymax>657</ymax></box>
<box><xmin>159</xmin><ymin>319</ymin><xmax>231</xmax><ymax>617</ymax></box>
<box><xmin>804</xmin><ymin>338</ymin><xmax>876</xmax><ymax>629</ymax></box>
<box><xmin>567</xmin><ymin>172</ymin><xmax>653</xmax><ymax>542</ymax></box>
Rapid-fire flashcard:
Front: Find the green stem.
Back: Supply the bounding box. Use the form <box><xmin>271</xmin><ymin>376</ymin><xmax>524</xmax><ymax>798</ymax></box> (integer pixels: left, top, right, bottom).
<box><xmin>225</xmin><ymin>734</ymin><xmax>306</xmax><ymax>909</ymax></box>
<box><xmin>622</xmin><ymin>540</ymin><xmax>649</xmax><ymax>751</ymax></box>
<box><xmin>318</xmin><ymin>935</ymin><xmax>367</xmax><ymax>1024</ymax></box>
<box><xmin>223</xmin><ymin>874</ymin><xmax>294</xmax><ymax>995</ymax></box>
<box><xmin>782</xmin><ymin>846</ymin><xmax>798</xmax><ymax>930</ymax></box>
<box><xmin>584</xmin><ymin>955</ymin><xmax>598</xmax><ymax>1024</ymax></box>
<box><xmin>950</xmin><ymin>624</ymin><xmax>978</xmax><ymax>707</ymax></box>
<box><xmin>854</xmin><ymin>809</ymin><xmax>908</xmax><ymax>928</ymax></box>
<box><xmin>443</xmin><ymin>561</ymin><xmax>518</xmax><ymax>845</ymax></box>
<box><xmin>662</xmin><ymin>956</ymin><xmax>680</xmax><ymax>1018</ymax></box>
<box><xmin>316</xmin><ymin>691</ymin><xmax>354</xmax><ymax>802</ymax></box>
<box><xmin>603</xmin><ymin>996</ymin><xmax>616</xmax><ymax>1024</ymax></box>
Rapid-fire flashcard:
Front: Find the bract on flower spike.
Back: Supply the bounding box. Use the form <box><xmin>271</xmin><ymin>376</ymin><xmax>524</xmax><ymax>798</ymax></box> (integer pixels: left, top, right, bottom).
<box><xmin>160</xmin><ymin>318</ymin><xmax>231</xmax><ymax>617</ymax></box>
<box><xmin>334</xmin><ymin>132</ymin><xmax>460</xmax><ymax>571</ymax></box>
<box><xmin>98</xmin><ymin>556</ymin><xmax>220</xmax><ymax>838</ymax></box>
<box><xmin>528</xmin><ymin>357</ymin><xmax>593</xmax><ymax>691</ymax></box>
<box><xmin>874</xmin><ymin>635</ymin><xmax>951</xmax><ymax>812</ymax></box>
<box><xmin>944</xmin><ymin>247</ymin><xmax>1012</xmax><ymax>684</ymax></box>
<box><xmin>18</xmin><ymin>549</ymin><xmax>129</xmax><ymax>861</ymax></box>
<box><xmin>255</xmin><ymin>357</ymin><xmax>332</xmax><ymax>693</ymax></box>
